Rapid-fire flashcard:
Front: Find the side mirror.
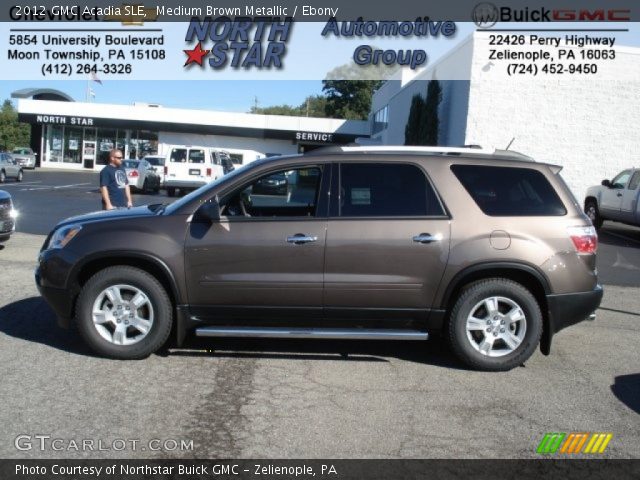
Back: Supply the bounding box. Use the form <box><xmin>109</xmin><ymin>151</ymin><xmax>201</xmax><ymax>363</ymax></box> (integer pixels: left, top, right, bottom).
<box><xmin>601</xmin><ymin>179</ymin><xmax>611</xmax><ymax>188</ymax></box>
<box><xmin>198</xmin><ymin>196</ymin><xmax>220</xmax><ymax>222</ymax></box>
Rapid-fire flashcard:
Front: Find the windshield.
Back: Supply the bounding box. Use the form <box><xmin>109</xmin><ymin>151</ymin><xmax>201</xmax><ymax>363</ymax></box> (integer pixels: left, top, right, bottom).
<box><xmin>123</xmin><ymin>160</ymin><xmax>140</xmax><ymax>169</ymax></box>
<box><xmin>162</xmin><ymin>160</ymin><xmax>262</xmax><ymax>215</ymax></box>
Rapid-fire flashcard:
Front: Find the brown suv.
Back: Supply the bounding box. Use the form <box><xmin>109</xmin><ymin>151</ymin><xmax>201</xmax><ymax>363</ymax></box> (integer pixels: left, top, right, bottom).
<box><xmin>36</xmin><ymin>147</ymin><xmax>602</xmax><ymax>371</ymax></box>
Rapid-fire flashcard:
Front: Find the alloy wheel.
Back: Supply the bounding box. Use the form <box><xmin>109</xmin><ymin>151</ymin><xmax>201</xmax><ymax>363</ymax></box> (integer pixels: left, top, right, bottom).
<box><xmin>465</xmin><ymin>296</ymin><xmax>527</xmax><ymax>357</ymax></box>
<box><xmin>91</xmin><ymin>284</ymin><xmax>154</xmax><ymax>346</ymax></box>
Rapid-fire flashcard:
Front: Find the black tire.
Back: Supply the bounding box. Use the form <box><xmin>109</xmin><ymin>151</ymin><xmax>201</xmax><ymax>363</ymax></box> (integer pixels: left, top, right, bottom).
<box><xmin>17</xmin><ymin>170</ymin><xmax>23</xmax><ymax>182</ymax></box>
<box><xmin>153</xmin><ymin>186</ymin><xmax>160</xmax><ymax>194</ymax></box>
<box><xmin>166</xmin><ymin>187</ymin><xmax>175</xmax><ymax>197</ymax></box>
<box><xmin>142</xmin><ymin>178</ymin><xmax>149</xmax><ymax>193</ymax></box>
<box><xmin>585</xmin><ymin>200</ymin><xmax>603</xmax><ymax>230</ymax></box>
<box><xmin>447</xmin><ymin>278</ymin><xmax>543</xmax><ymax>371</ymax></box>
<box><xmin>75</xmin><ymin>266</ymin><xmax>173</xmax><ymax>359</ymax></box>
<box><xmin>0</xmin><ymin>170</ymin><xmax>5</xmax><ymax>183</ymax></box>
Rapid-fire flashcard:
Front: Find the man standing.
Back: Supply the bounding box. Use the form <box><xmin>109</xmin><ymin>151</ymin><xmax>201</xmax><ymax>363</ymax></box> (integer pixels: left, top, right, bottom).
<box><xmin>100</xmin><ymin>149</ymin><xmax>132</xmax><ymax>210</ymax></box>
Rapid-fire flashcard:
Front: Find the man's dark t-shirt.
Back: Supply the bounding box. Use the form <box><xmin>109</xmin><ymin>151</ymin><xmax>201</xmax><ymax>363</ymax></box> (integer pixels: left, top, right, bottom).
<box><xmin>100</xmin><ymin>164</ymin><xmax>128</xmax><ymax>208</ymax></box>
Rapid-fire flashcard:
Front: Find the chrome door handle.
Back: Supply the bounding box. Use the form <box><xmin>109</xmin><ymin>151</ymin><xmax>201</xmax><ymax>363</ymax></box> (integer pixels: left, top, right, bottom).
<box><xmin>287</xmin><ymin>234</ymin><xmax>318</xmax><ymax>245</ymax></box>
<box><xmin>412</xmin><ymin>233</ymin><xmax>442</xmax><ymax>244</ymax></box>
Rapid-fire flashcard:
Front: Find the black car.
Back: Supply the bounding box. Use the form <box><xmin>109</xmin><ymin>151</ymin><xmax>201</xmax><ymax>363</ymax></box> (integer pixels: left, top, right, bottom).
<box><xmin>0</xmin><ymin>190</ymin><xmax>17</xmax><ymax>242</ymax></box>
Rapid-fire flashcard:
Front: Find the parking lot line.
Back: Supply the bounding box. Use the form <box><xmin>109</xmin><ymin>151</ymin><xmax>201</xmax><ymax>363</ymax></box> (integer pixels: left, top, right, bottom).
<box><xmin>0</xmin><ymin>181</ymin><xmax>42</xmax><ymax>187</ymax></box>
<box><xmin>603</xmin><ymin>230</ymin><xmax>640</xmax><ymax>246</ymax></box>
<box><xmin>20</xmin><ymin>183</ymin><xmax>92</xmax><ymax>191</ymax></box>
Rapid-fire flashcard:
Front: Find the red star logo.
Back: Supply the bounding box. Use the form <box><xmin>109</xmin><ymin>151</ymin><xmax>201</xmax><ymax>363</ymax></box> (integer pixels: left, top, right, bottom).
<box><xmin>184</xmin><ymin>42</ymin><xmax>210</xmax><ymax>67</ymax></box>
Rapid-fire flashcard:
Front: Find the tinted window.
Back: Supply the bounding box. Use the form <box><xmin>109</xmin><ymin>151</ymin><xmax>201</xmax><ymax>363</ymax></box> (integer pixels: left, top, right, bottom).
<box><xmin>612</xmin><ymin>170</ymin><xmax>632</xmax><ymax>188</ymax></box>
<box><xmin>221</xmin><ymin>167</ymin><xmax>322</xmax><ymax>218</ymax></box>
<box><xmin>339</xmin><ymin>163</ymin><xmax>444</xmax><ymax>217</ymax></box>
<box><xmin>451</xmin><ymin>165</ymin><xmax>566</xmax><ymax>216</ymax></box>
<box><xmin>123</xmin><ymin>160</ymin><xmax>139</xmax><ymax>169</ymax></box>
<box><xmin>170</xmin><ymin>148</ymin><xmax>187</xmax><ymax>163</ymax></box>
<box><xmin>629</xmin><ymin>171</ymin><xmax>640</xmax><ymax>191</ymax></box>
<box><xmin>146</xmin><ymin>156</ymin><xmax>164</xmax><ymax>166</ymax></box>
<box><xmin>188</xmin><ymin>149</ymin><xmax>205</xmax><ymax>164</ymax></box>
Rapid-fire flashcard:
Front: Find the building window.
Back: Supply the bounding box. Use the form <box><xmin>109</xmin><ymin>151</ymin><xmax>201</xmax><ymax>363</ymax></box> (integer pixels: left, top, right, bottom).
<box><xmin>372</xmin><ymin>106</ymin><xmax>388</xmax><ymax>135</ymax></box>
<box><xmin>63</xmin><ymin>127</ymin><xmax>83</xmax><ymax>164</ymax></box>
<box><xmin>46</xmin><ymin>125</ymin><xmax>64</xmax><ymax>163</ymax></box>
<box><xmin>128</xmin><ymin>130</ymin><xmax>158</xmax><ymax>159</ymax></box>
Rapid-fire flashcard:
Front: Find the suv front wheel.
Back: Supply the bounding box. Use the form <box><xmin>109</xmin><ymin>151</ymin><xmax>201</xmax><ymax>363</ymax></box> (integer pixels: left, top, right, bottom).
<box><xmin>76</xmin><ymin>266</ymin><xmax>173</xmax><ymax>359</ymax></box>
<box><xmin>447</xmin><ymin>278</ymin><xmax>543</xmax><ymax>371</ymax></box>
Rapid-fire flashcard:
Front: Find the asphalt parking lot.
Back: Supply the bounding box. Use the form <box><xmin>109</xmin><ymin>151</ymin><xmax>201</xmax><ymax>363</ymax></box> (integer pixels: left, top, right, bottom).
<box><xmin>0</xmin><ymin>169</ymin><xmax>638</xmax><ymax>459</ymax></box>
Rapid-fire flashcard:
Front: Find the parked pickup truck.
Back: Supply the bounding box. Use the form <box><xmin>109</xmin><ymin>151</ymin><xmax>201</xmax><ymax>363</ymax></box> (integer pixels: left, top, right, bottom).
<box><xmin>585</xmin><ymin>168</ymin><xmax>640</xmax><ymax>229</ymax></box>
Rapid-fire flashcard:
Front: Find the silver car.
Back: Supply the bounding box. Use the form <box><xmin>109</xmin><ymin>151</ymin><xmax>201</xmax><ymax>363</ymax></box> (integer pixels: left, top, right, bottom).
<box><xmin>122</xmin><ymin>159</ymin><xmax>161</xmax><ymax>193</ymax></box>
<box><xmin>0</xmin><ymin>189</ymin><xmax>17</xmax><ymax>242</ymax></box>
<box><xmin>143</xmin><ymin>155</ymin><xmax>166</xmax><ymax>186</ymax></box>
<box><xmin>0</xmin><ymin>153</ymin><xmax>24</xmax><ymax>183</ymax></box>
<box><xmin>12</xmin><ymin>147</ymin><xmax>36</xmax><ymax>169</ymax></box>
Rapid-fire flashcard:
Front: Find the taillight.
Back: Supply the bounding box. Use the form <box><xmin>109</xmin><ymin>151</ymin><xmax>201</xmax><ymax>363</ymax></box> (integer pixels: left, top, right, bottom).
<box><xmin>128</xmin><ymin>170</ymin><xmax>139</xmax><ymax>177</ymax></box>
<box><xmin>567</xmin><ymin>226</ymin><xmax>597</xmax><ymax>254</ymax></box>
<box><xmin>206</xmin><ymin>168</ymin><xmax>212</xmax><ymax>177</ymax></box>
<box><xmin>163</xmin><ymin>166</ymin><xmax>168</xmax><ymax>175</ymax></box>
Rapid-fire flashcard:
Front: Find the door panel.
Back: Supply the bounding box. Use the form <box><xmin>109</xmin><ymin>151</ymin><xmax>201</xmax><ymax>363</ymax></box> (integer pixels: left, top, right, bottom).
<box><xmin>324</xmin><ymin>219</ymin><xmax>450</xmax><ymax>311</ymax></box>
<box><xmin>185</xmin><ymin>220</ymin><xmax>327</xmax><ymax>308</ymax></box>
<box><xmin>184</xmin><ymin>163</ymin><xmax>329</xmax><ymax>319</ymax></box>
<box><xmin>601</xmin><ymin>170</ymin><xmax>631</xmax><ymax>219</ymax></box>
<box><xmin>621</xmin><ymin>171</ymin><xmax>640</xmax><ymax>223</ymax></box>
<box><xmin>324</xmin><ymin>161</ymin><xmax>451</xmax><ymax>316</ymax></box>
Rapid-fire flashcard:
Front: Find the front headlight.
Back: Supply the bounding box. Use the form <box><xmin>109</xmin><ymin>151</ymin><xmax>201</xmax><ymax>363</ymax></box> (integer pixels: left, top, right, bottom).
<box><xmin>9</xmin><ymin>209</ymin><xmax>18</xmax><ymax>219</ymax></box>
<box><xmin>47</xmin><ymin>224</ymin><xmax>82</xmax><ymax>249</ymax></box>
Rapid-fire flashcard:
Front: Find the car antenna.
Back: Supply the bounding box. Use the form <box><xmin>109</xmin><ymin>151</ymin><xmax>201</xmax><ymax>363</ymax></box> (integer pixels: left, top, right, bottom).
<box><xmin>505</xmin><ymin>137</ymin><xmax>515</xmax><ymax>150</ymax></box>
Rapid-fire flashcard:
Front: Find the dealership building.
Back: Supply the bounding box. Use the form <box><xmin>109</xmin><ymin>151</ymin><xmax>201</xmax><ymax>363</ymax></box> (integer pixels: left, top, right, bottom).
<box><xmin>13</xmin><ymin>88</ymin><xmax>369</xmax><ymax>170</ymax></box>
<box><xmin>369</xmin><ymin>32</ymin><xmax>640</xmax><ymax>201</ymax></box>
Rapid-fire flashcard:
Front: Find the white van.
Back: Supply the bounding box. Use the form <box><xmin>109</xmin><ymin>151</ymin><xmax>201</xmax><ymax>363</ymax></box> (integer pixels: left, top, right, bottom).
<box><xmin>163</xmin><ymin>146</ymin><xmax>234</xmax><ymax>196</ymax></box>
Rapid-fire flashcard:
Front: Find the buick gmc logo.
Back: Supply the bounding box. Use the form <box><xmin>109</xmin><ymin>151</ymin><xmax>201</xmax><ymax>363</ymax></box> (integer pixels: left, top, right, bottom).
<box><xmin>472</xmin><ymin>3</ymin><xmax>499</xmax><ymax>28</ymax></box>
<box><xmin>472</xmin><ymin>3</ymin><xmax>631</xmax><ymax>28</ymax></box>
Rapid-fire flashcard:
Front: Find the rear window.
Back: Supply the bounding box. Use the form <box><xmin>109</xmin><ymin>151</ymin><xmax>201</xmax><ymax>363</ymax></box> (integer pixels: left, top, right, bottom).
<box><xmin>451</xmin><ymin>165</ymin><xmax>566</xmax><ymax>216</ymax></box>
<box><xmin>189</xmin><ymin>149</ymin><xmax>205</xmax><ymax>164</ymax></box>
<box><xmin>170</xmin><ymin>148</ymin><xmax>187</xmax><ymax>163</ymax></box>
<box><xmin>123</xmin><ymin>160</ymin><xmax>139</xmax><ymax>169</ymax></box>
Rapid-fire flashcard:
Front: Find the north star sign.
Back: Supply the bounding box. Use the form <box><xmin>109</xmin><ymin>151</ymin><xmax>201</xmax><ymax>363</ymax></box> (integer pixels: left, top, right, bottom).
<box><xmin>295</xmin><ymin>131</ymin><xmax>334</xmax><ymax>142</ymax></box>
<box><xmin>36</xmin><ymin>115</ymin><xmax>94</xmax><ymax>126</ymax></box>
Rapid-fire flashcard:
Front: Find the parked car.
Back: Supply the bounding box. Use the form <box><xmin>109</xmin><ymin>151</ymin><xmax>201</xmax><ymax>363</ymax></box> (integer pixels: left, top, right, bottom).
<box><xmin>0</xmin><ymin>153</ymin><xmax>24</xmax><ymax>183</ymax></box>
<box><xmin>0</xmin><ymin>190</ymin><xmax>17</xmax><ymax>242</ymax></box>
<box><xmin>12</xmin><ymin>147</ymin><xmax>36</xmax><ymax>169</ymax></box>
<box><xmin>163</xmin><ymin>146</ymin><xmax>227</xmax><ymax>197</ymax></box>
<box><xmin>585</xmin><ymin>168</ymin><xmax>640</xmax><ymax>229</ymax></box>
<box><xmin>122</xmin><ymin>159</ymin><xmax>161</xmax><ymax>193</ymax></box>
<box><xmin>36</xmin><ymin>146</ymin><xmax>602</xmax><ymax>371</ymax></box>
<box><xmin>143</xmin><ymin>155</ymin><xmax>166</xmax><ymax>186</ymax></box>
<box><xmin>252</xmin><ymin>171</ymin><xmax>288</xmax><ymax>195</ymax></box>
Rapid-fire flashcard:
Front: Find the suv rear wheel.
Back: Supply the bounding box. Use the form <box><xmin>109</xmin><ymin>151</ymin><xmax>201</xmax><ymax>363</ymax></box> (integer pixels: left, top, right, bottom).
<box><xmin>76</xmin><ymin>266</ymin><xmax>173</xmax><ymax>359</ymax></box>
<box><xmin>447</xmin><ymin>278</ymin><xmax>542</xmax><ymax>371</ymax></box>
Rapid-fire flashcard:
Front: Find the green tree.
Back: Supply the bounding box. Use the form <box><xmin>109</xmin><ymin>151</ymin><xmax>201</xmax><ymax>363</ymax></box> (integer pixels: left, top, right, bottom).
<box><xmin>420</xmin><ymin>80</ymin><xmax>442</xmax><ymax>146</ymax></box>
<box><xmin>404</xmin><ymin>94</ymin><xmax>425</xmax><ymax>145</ymax></box>
<box><xmin>0</xmin><ymin>99</ymin><xmax>30</xmax><ymax>151</ymax></box>
<box><xmin>250</xmin><ymin>95</ymin><xmax>328</xmax><ymax>118</ymax></box>
<box><xmin>321</xmin><ymin>80</ymin><xmax>383</xmax><ymax>120</ymax></box>
<box><xmin>404</xmin><ymin>80</ymin><xmax>443</xmax><ymax>146</ymax></box>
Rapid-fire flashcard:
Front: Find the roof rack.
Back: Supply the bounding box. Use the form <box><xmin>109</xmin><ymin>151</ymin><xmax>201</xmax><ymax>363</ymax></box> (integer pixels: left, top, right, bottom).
<box><xmin>307</xmin><ymin>145</ymin><xmax>534</xmax><ymax>161</ymax></box>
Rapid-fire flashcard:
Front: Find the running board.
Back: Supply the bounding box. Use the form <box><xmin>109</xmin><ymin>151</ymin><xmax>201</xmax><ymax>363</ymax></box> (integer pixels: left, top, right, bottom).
<box><xmin>194</xmin><ymin>327</ymin><xmax>428</xmax><ymax>341</ymax></box>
